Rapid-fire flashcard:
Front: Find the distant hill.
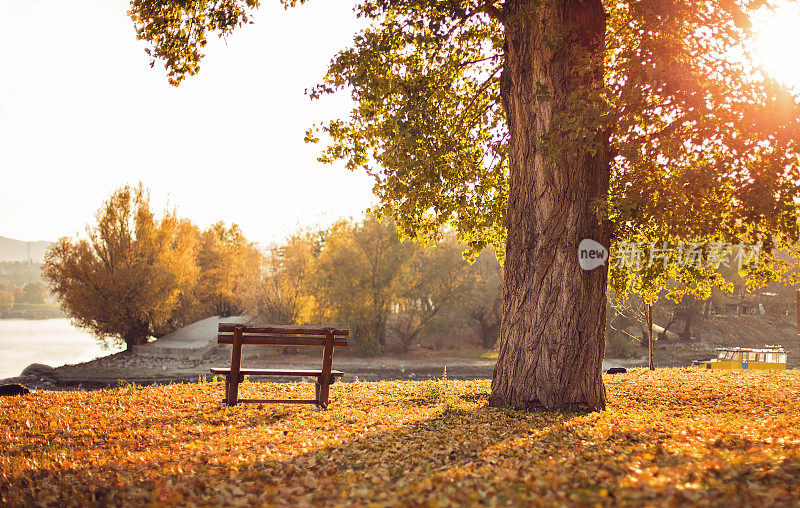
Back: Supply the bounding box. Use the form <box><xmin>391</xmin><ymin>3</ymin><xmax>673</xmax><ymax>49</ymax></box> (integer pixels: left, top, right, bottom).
<box><xmin>0</xmin><ymin>236</ymin><xmax>51</xmax><ymax>263</ymax></box>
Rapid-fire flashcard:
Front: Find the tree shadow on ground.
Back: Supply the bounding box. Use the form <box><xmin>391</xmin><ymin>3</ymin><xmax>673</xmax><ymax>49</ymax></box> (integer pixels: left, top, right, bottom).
<box><xmin>4</xmin><ymin>385</ymin><xmax>800</xmax><ymax>506</ymax></box>
<box><xmin>245</xmin><ymin>398</ymin><xmax>800</xmax><ymax>506</ymax></box>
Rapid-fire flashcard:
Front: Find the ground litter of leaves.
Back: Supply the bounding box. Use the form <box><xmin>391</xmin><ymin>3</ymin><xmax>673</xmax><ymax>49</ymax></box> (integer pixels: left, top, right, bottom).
<box><xmin>2</xmin><ymin>370</ymin><xmax>800</xmax><ymax>507</ymax></box>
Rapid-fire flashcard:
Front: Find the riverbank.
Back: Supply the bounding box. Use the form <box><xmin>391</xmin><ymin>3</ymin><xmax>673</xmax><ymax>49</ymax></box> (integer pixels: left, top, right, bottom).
<box><xmin>0</xmin><ymin>318</ymin><xmax>124</xmax><ymax>379</ymax></box>
<box><xmin>0</xmin><ymin>314</ymin><xmax>646</xmax><ymax>391</ymax></box>
<box><xmin>7</xmin><ymin>313</ymin><xmax>798</xmax><ymax>392</ymax></box>
<box><xmin>0</xmin><ymin>347</ymin><xmax>497</xmax><ymax>391</ymax></box>
<box><xmin>0</xmin><ymin>344</ymin><xmax>647</xmax><ymax>391</ymax></box>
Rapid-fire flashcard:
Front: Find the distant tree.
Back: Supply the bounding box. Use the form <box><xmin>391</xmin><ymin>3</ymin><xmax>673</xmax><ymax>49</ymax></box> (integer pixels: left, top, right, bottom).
<box><xmin>391</xmin><ymin>235</ymin><xmax>474</xmax><ymax>352</ymax></box>
<box><xmin>249</xmin><ymin>232</ymin><xmax>322</xmax><ymax>325</ymax></box>
<box><xmin>21</xmin><ymin>282</ymin><xmax>47</xmax><ymax>304</ymax></box>
<box><xmin>0</xmin><ymin>262</ymin><xmax>45</xmax><ymax>287</ymax></box>
<box><xmin>42</xmin><ymin>185</ymin><xmax>191</xmax><ymax>350</ymax></box>
<box><xmin>194</xmin><ymin>222</ymin><xmax>263</xmax><ymax>317</ymax></box>
<box><xmin>316</xmin><ymin>216</ymin><xmax>415</xmax><ymax>355</ymax></box>
<box><xmin>605</xmin><ymin>299</ymin><xmax>640</xmax><ymax>359</ymax></box>
<box><xmin>465</xmin><ymin>249</ymin><xmax>502</xmax><ymax>350</ymax></box>
<box><xmin>657</xmin><ymin>295</ymin><xmax>703</xmax><ymax>342</ymax></box>
<box><xmin>768</xmin><ymin>278</ymin><xmax>800</xmax><ymax>317</ymax></box>
<box><xmin>0</xmin><ymin>290</ymin><xmax>13</xmax><ymax>313</ymax></box>
<box><xmin>152</xmin><ymin>218</ymin><xmax>204</xmax><ymax>337</ymax></box>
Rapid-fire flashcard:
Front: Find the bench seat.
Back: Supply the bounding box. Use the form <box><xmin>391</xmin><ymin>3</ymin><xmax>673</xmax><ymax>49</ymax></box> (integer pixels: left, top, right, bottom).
<box><xmin>210</xmin><ymin>368</ymin><xmax>344</xmax><ymax>378</ymax></box>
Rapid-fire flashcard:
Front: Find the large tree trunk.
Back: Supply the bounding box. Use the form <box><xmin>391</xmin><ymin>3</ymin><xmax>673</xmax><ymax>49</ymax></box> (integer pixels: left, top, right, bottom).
<box><xmin>490</xmin><ymin>0</ymin><xmax>610</xmax><ymax>411</ymax></box>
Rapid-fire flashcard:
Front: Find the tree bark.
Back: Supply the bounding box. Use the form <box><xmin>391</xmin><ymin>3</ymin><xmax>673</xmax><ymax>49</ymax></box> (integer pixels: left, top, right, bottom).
<box><xmin>680</xmin><ymin>307</ymin><xmax>696</xmax><ymax>342</ymax></box>
<box><xmin>374</xmin><ymin>305</ymin><xmax>387</xmax><ymax>348</ymax></box>
<box><xmin>490</xmin><ymin>0</ymin><xmax>610</xmax><ymax>411</ymax></box>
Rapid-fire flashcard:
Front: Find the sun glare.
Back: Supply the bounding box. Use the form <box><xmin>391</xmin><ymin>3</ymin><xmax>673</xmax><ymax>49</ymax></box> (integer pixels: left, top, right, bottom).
<box><xmin>749</xmin><ymin>3</ymin><xmax>800</xmax><ymax>90</ymax></box>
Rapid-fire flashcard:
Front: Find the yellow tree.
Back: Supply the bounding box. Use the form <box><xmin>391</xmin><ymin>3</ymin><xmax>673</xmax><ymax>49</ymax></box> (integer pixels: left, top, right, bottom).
<box><xmin>42</xmin><ymin>185</ymin><xmax>191</xmax><ymax>350</ymax></box>
<box><xmin>316</xmin><ymin>217</ymin><xmax>415</xmax><ymax>355</ymax></box>
<box><xmin>392</xmin><ymin>234</ymin><xmax>475</xmax><ymax>352</ymax></box>
<box><xmin>248</xmin><ymin>231</ymin><xmax>323</xmax><ymax>325</ymax></box>
<box><xmin>194</xmin><ymin>222</ymin><xmax>263</xmax><ymax>317</ymax></box>
<box><xmin>153</xmin><ymin>217</ymin><xmax>204</xmax><ymax>336</ymax></box>
<box><xmin>0</xmin><ymin>290</ymin><xmax>13</xmax><ymax>313</ymax></box>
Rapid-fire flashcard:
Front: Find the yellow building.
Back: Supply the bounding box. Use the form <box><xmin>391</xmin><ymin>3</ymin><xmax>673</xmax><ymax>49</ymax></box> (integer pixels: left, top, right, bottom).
<box><xmin>697</xmin><ymin>346</ymin><xmax>787</xmax><ymax>370</ymax></box>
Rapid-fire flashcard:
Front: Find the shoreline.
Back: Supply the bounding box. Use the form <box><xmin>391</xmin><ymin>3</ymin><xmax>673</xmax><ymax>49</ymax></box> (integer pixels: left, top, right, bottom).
<box><xmin>1</xmin><ymin>346</ymin><xmax>647</xmax><ymax>391</ymax></box>
<box><xmin>0</xmin><ymin>348</ymin><xmax>496</xmax><ymax>391</ymax></box>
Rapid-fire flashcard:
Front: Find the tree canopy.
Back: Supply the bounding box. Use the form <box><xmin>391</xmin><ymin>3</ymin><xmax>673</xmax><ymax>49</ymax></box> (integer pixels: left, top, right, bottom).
<box><xmin>129</xmin><ymin>0</ymin><xmax>800</xmax><ymax>302</ymax></box>
<box><xmin>43</xmin><ymin>185</ymin><xmax>189</xmax><ymax>349</ymax></box>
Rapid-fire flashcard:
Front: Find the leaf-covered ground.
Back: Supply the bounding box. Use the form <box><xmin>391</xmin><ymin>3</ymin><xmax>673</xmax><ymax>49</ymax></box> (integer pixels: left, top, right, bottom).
<box><xmin>2</xmin><ymin>370</ymin><xmax>800</xmax><ymax>506</ymax></box>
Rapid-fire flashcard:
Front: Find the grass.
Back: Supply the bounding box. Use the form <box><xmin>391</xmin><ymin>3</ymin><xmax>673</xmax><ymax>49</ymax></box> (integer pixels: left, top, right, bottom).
<box><xmin>2</xmin><ymin>369</ymin><xmax>800</xmax><ymax>506</ymax></box>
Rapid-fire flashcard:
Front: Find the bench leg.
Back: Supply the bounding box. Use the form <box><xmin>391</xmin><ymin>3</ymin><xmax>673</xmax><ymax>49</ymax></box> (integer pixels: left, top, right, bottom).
<box><xmin>313</xmin><ymin>379</ymin><xmax>330</xmax><ymax>410</ymax></box>
<box><xmin>317</xmin><ymin>379</ymin><xmax>330</xmax><ymax>410</ymax></box>
<box><xmin>225</xmin><ymin>375</ymin><xmax>240</xmax><ymax>406</ymax></box>
<box><xmin>227</xmin><ymin>325</ymin><xmax>243</xmax><ymax>407</ymax></box>
<box><xmin>317</xmin><ymin>330</ymin><xmax>334</xmax><ymax>410</ymax></box>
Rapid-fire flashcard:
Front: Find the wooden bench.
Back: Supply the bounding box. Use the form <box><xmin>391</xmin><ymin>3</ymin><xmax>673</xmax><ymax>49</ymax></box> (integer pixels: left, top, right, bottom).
<box><xmin>211</xmin><ymin>323</ymin><xmax>349</xmax><ymax>408</ymax></box>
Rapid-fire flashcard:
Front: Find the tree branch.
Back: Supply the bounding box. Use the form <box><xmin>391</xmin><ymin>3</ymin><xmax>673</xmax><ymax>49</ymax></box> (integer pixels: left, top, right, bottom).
<box><xmin>475</xmin><ymin>0</ymin><xmax>505</xmax><ymax>24</ymax></box>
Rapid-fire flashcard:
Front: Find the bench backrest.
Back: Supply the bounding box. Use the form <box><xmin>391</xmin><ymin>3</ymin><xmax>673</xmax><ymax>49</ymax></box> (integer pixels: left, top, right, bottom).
<box><xmin>217</xmin><ymin>323</ymin><xmax>349</xmax><ymax>347</ymax></box>
<box><xmin>216</xmin><ymin>323</ymin><xmax>349</xmax><ymax>407</ymax></box>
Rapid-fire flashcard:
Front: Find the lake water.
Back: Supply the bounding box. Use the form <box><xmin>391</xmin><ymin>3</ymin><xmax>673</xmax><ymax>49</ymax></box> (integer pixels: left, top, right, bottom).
<box><xmin>0</xmin><ymin>318</ymin><xmax>124</xmax><ymax>379</ymax></box>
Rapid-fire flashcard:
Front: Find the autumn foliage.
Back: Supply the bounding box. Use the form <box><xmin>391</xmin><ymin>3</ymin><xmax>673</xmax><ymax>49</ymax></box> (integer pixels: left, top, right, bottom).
<box><xmin>251</xmin><ymin>216</ymin><xmax>503</xmax><ymax>355</ymax></box>
<box><xmin>42</xmin><ymin>185</ymin><xmax>263</xmax><ymax>350</ymax></box>
<box><xmin>2</xmin><ymin>370</ymin><xmax>800</xmax><ymax>506</ymax></box>
<box><xmin>40</xmin><ymin>185</ymin><xmax>502</xmax><ymax>355</ymax></box>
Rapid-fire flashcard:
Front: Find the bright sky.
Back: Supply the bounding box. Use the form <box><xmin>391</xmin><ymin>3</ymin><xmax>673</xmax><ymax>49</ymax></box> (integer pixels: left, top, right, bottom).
<box><xmin>3</xmin><ymin>2</ymin><xmax>798</xmax><ymax>247</ymax></box>
<box><xmin>749</xmin><ymin>2</ymin><xmax>800</xmax><ymax>91</ymax></box>
<box><xmin>0</xmin><ymin>0</ymin><xmax>374</xmax><ymax>246</ymax></box>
